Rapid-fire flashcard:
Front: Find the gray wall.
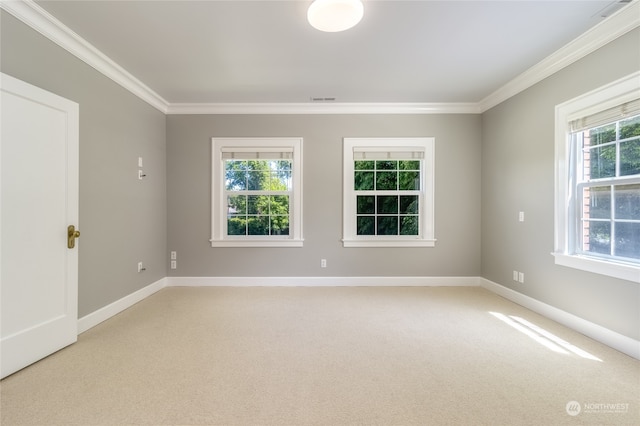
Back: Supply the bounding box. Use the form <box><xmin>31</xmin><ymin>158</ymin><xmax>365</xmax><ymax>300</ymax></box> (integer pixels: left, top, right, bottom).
<box><xmin>1</xmin><ymin>12</ymin><xmax>168</xmax><ymax>317</ymax></box>
<box><xmin>481</xmin><ymin>28</ymin><xmax>640</xmax><ymax>341</ymax></box>
<box><xmin>167</xmin><ymin>114</ymin><xmax>482</xmax><ymax>277</ymax></box>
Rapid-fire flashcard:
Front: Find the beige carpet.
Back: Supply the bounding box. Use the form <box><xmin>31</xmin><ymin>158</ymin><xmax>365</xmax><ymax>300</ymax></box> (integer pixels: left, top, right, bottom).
<box><xmin>1</xmin><ymin>286</ymin><xmax>638</xmax><ymax>425</ymax></box>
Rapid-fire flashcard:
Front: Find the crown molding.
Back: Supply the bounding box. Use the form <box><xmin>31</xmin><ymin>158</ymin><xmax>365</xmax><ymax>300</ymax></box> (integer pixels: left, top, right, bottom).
<box><xmin>3</xmin><ymin>0</ymin><xmax>638</xmax><ymax>116</ymax></box>
<box><xmin>165</xmin><ymin>102</ymin><xmax>481</xmax><ymax>115</ymax></box>
<box><xmin>479</xmin><ymin>0</ymin><xmax>640</xmax><ymax>113</ymax></box>
<box><xmin>0</xmin><ymin>0</ymin><xmax>170</xmax><ymax>113</ymax></box>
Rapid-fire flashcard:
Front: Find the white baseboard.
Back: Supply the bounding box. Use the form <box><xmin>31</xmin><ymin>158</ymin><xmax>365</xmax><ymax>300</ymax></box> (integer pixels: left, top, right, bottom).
<box><xmin>166</xmin><ymin>276</ymin><xmax>481</xmax><ymax>287</ymax></box>
<box><xmin>480</xmin><ymin>278</ymin><xmax>640</xmax><ymax>360</ymax></box>
<box><xmin>76</xmin><ymin>275</ymin><xmax>639</xmax><ymax>361</ymax></box>
<box><xmin>77</xmin><ymin>278</ymin><xmax>167</xmax><ymax>334</ymax></box>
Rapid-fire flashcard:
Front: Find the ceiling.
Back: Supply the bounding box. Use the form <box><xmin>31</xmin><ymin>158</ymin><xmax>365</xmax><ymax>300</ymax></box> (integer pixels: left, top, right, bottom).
<box><xmin>32</xmin><ymin>0</ymin><xmax>630</xmax><ymax>106</ymax></box>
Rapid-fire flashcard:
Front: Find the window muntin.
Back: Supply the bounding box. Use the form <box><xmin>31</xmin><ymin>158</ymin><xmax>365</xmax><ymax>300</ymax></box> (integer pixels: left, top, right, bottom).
<box><xmin>343</xmin><ymin>138</ymin><xmax>435</xmax><ymax>248</ymax></box>
<box><xmin>211</xmin><ymin>138</ymin><xmax>303</xmax><ymax>247</ymax></box>
<box><xmin>573</xmin><ymin>114</ymin><xmax>640</xmax><ymax>263</ymax></box>
<box><xmin>354</xmin><ymin>160</ymin><xmax>421</xmax><ymax>236</ymax></box>
<box><xmin>225</xmin><ymin>159</ymin><xmax>292</xmax><ymax>236</ymax></box>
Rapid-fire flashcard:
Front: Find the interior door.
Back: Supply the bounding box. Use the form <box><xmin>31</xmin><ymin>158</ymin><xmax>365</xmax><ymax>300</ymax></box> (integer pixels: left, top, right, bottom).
<box><xmin>1</xmin><ymin>73</ymin><xmax>79</xmax><ymax>379</ymax></box>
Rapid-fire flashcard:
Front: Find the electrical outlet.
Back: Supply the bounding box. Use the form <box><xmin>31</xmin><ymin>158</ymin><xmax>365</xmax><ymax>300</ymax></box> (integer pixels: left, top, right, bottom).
<box><xmin>519</xmin><ymin>211</ymin><xmax>525</xmax><ymax>222</ymax></box>
<box><xmin>518</xmin><ymin>272</ymin><xmax>525</xmax><ymax>283</ymax></box>
<box><xmin>170</xmin><ymin>251</ymin><xmax>177</xmax><ymax>260</ymax></box>
<box><xmin>170</xmin><ymin>260</ymin><xmax>177</xmax><ymax>270</ymax></box>
<box><xmin>513</xmin><ymin>270</ymin><xmax>519</xmax><ymax>281</ymax></box>
<box><xmin>321</xmin><ymin>259</ymin><xmax>327</xmax><ymax>268</ymax></box>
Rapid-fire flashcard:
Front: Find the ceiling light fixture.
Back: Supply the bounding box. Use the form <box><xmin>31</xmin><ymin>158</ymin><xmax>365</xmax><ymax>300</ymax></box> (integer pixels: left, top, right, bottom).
<box><xmin>307</xmin><ymin>0</ymin><xmax>364</xmax><ymax>33</ymax></box>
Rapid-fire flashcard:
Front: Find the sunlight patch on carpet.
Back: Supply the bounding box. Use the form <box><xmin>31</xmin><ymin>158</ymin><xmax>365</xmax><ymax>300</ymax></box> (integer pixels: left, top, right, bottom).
<box><xmin>489</xmin><ymin>312</ymin><xmax>602</xmax><ymax>361</ymax></box>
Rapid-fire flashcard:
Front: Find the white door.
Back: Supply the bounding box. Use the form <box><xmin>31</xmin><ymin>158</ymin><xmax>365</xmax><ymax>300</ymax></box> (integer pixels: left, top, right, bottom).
<box><xmin>1</xmin><ymin>73</ymin><xmax>79</xmax><ymax>379</ymax></box>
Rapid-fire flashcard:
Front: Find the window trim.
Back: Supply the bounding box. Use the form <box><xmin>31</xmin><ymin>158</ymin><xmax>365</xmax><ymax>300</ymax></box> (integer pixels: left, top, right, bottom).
<box><xmin>553</xmin><ymin>71</ymin><xmax>640</xmax><ymax>283</ymax></box>
<box><xmin>342</xmin><ymin>137</ymin><xmax>436</xmax><ymax>248</ymax></box>
<box><xmin>211</xmin><ymin>137</ymin><xmax>303</xmax><ymax>247</ymax></box>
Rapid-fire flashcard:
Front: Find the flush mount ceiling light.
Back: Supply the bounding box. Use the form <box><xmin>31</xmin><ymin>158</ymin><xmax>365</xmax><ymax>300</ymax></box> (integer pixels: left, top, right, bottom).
<box><xmin>307</xmin><ymin>0</ymin><xmax>364</xmax><ymax>32</ymax></box>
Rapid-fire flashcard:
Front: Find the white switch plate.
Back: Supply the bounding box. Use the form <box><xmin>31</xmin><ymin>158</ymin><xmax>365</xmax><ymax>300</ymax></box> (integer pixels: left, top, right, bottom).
<box><xmin>170</xmin><ymin>260</ymin><xmax>177</xmax><ymax>270</ymax></box>
<box><xmin>519</xmin><ymin>211</ymin><xmax>525</xmax><ymax>222</ymax></box>
<box><xmin>170</xmin><ymin>251</ymin><xmax>177</xmax><ymax>260</ymax></box>
<box><xmin>138</xmin><ymin>156</ymin><xmax>143</xmax><ymax>168</ymax></box>
<box><xmin>518</xmin><ymin>272</ymin><xmax>525</xmax><ymax>283</ymax></box>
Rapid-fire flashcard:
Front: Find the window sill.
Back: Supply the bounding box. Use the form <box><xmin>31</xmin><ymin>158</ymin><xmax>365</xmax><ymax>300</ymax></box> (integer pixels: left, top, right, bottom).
<box><xmin>211</xmin><ymin>239</ymin><xmax>304</xmax><ymax>248</ymax></box>
<box><xmin>342</xmin><ymin>239</ymin><xmax>436</xmax><ymax>248</ymax></box>
<box><xmin>552</xmin><ymin>253</ymin><xmax>640</xmax><ymax>283</ymax></box>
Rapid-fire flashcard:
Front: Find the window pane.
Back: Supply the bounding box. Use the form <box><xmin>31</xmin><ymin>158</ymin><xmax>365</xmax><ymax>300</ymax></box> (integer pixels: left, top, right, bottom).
<box><xmin>589</xmin><ymin>123</ymin><xmax>616</xmax><ymax>145</ymax></box>
<box><xmin>376</xmin><ymin>160</ymin><xmax>396</xmax><ymax>170</ymax></box>
<box><xmin>354</xmin><ymin>171</ymin><xmax>374</xmax><ymax>190</ymax></box>
<box><xmin>248</xmin><ymin>195</ymin><xmax>270</xmax><ymax>215</ymax></box>
<box><xmin>376</xmin><ymin>171</ymin><xmax>397</xmax><ymax>190</ymax></box>
<box><xmin>620</xmin><ymin>138</ymin><xmax>640</xmax><ymax>176</ymax></box>
<box><xmin>357</xmin><ymin>196</ymin><xmax>374</xmax><ymax>214</ymax></box>
<box><xmin>620</xmin><ymin>115</ymin><xmax>640</xmax><ymax>139</ymax></box>
<box><xmin>225</xmin><ymin>161</ymin><xmax>247</xmax><ymax>190</ymax></box>
<box><xmin>270</xmin><ymin>216</ymin><xmax>289</xmax><ymax>236</ymax></box>
<box><xmin>585</xmin><ymin>186</ymin><xmax>610</xmax><ymax>219</ymax></box>
<box><xmin>227</xmin><ymin>195</ymin><xmax>246</xmax><ymax>214</ymax></box>
<box><xmin>399</xmin><ymin>160</ymin><xmax>420</xmax><ymax>170</ymax></box>
<box><xmin>400</xmin><ymin>215</ymin><xmax>419</xmax><ymax>235</ymax></box>
<box><xmin>377</xmin><ymin>216</ymin><xmax>398</xmax><ymax>235</ymax></box>
<box><xmin>615</xmin><ymin>222</ymin><xmax>640</xmax><ymax>259</ymax></box>
<box><xmin>584</xmin><ymin>221</ymin><xmax>611</xmax><ymax>255</ymax></box>
<box><xmin>271</xmin><ymin>160</ymin><xmax>291</xmax><ymax>172</ymax></box>
<box><xmin>357</xmin><ymin>216</ymin><xmax>375</xmax><ymax>235</ymax></box>
<box><xmin>355</xmin><ymin>160</ymin><xmax>374</xmax><ymax>170</ymax></box>
<box><xmin>400</xmin><ymin>195</ymin><xmax>418</xmax><ymax>214</ymax></box>
<box><xmin>271</xmin><ymin>171</ymin><xmax>291</xmax><ymax>190</ymax></box>
<box><xmin>247</xmin><ymin>170</ymin><xmax>269</xmax><ymax>190</ymax></box>
<box><xmin>227</xmin><ymin>217</ymin><xmax>246</xmax><ymax>235</ymax></box>
<box><xmin>248</xmin><ymin>216</ymin><xmax>269</xmax><ymax>235</ymax></box>
<box><xmin>399</xmin><ymin>171</ymin><xmax>419</xmax><ymax>190</ymax></box>
<box><xmin>589</xmin><ymin>145</ymin><xmax>616</xmax><ymax>179</ymax></box>
<box><xmin>270</xmin><ymin>195</ymin><xmax>289</xmax><ymax>215</ymax></box>
<box><xmin>615</xmin><ymin>184</ymin><xmax>640</xmax><ymax>220</ymax></box>
<box><xmin>377</xmin><ymin>196</ymin><xmax>398</xmax><ymax>214</ymax></box>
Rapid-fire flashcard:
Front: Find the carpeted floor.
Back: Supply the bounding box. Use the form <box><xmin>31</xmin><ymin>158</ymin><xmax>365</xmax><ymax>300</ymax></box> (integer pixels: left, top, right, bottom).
<box><xmin>1</xmin><ymin>286</ymin><xmax>638</xmax><ymax>425</ymax></box>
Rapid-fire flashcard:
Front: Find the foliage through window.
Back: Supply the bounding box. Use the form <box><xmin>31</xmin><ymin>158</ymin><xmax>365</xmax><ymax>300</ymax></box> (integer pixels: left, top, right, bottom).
<box><xmin>343</xmin><ymin>138</ymin><xmax>435</xmax><ymax>247</ymax></box>
<box><xmin>572</xmin><ymin>114</ymin><xmax>640</xmax><ymax>261</ymax></box>
<box><xmin>225</xmin><ymin>159</ymin><xmax>292</xmax><ymax>236</ymax></box>
<box><xmin>211</xmin><ymin>138</ymin><xmax>303</xmax><ymax>247</ymax></box>
<box><xmin>354</xmin><ymin>159</ymin><xmax>420</xmax><ymax>236</ymax></box>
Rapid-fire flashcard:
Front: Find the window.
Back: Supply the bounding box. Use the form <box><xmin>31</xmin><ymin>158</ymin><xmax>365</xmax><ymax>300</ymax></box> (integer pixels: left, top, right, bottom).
<box><xmin>343</xmin><ymin>138</ymin><xmax>435</xmax><ymax>247</ymax></box>
<box><xmin>211</xmin><ymin>138</ymin><xmax>303</xmax><ymax>247</ymax></box>
<box><xmin>554</xmin><ymin>72</ymin><xmax>640</xmax><ymax>282</ymax></box>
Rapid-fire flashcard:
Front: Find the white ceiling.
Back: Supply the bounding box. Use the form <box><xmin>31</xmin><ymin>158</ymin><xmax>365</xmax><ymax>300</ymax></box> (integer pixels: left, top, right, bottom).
<box><xmin>33</xmin><ymin>0</ymin><xmax>629</xmax><ymax>105</ymax></box>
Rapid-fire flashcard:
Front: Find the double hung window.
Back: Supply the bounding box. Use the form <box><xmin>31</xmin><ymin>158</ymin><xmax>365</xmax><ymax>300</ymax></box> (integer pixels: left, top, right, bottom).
<box><xmin>211</xmin><ymin>138</ymin><xmax>303</xmax><ymax>247</ymax></box>
<box><xmin>554</xmin><ymin>72</ymin><xmax>640</xmax><ymax>282</ymax></box>
<box><xmin>343</xmin><ymin>138</ymin><xmax>435</xmax><ymax>247</ymax></box>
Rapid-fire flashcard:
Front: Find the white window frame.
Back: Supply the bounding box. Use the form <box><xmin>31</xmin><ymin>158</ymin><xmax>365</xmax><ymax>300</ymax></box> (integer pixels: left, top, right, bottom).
<box><xmin>342</xmin><ymin>137</ymin><xmax>436</xmax><ymax>248</ymax></box>
<box><xmin>211</xmin><ymin>137</ymin><xmax>303</xmax><ymax>247</ymax></box>
<box><xmin>553</xmin><ymin>71</ymin><xmax>640</xmax><ymax>283</ymax></box>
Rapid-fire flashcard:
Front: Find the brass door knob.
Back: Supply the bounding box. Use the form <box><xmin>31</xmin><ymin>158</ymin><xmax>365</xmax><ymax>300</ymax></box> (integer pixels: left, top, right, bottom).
<box><xmin>67</xmin><ymin>225</ymin><xmax>80</xmax><ymax>249</ymax></box>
